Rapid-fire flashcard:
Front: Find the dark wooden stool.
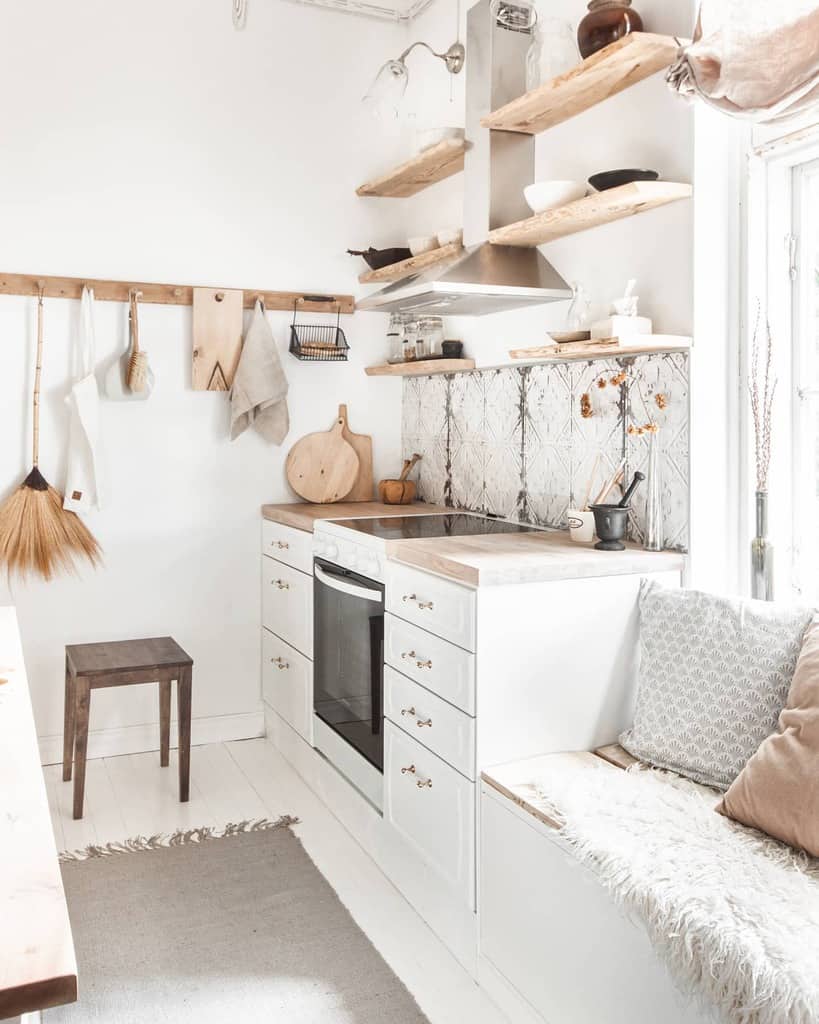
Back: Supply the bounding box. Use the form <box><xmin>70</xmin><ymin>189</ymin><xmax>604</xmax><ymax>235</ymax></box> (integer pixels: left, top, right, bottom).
<box><xmin>63</xmin><ymin>637</ymin><xmax>193</xmax><ymax>820</ymax></box>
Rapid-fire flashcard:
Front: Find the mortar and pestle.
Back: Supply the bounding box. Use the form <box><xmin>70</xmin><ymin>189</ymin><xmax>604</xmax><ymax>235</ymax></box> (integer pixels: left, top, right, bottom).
<box><xmin>378</xmin><ymin>453</ymin><xmax>422</xmax><ymax>505</ymax></box>
<box><xmin>590</xmin><ymin>471</ymin><xmax>645</xmax><ymax>551</ymax></box>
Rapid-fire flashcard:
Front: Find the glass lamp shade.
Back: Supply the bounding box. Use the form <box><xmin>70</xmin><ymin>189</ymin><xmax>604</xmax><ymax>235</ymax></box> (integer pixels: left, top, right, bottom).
<box><xmin>362</xmin><ymin>59</ymin><xmax>409</xmax><ymax>120</ymax></box>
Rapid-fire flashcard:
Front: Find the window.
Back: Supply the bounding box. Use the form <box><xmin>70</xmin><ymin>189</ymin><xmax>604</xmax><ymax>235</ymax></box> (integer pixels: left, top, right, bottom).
<box><xmin>747</xmin><ymin>130</ymin><xmax>819</xmax><ymax>601</ymax></box>
<box><xmin>791</xmin><ymin>159</ymin><xmax>819</xmax><ymax>599</ymax></box>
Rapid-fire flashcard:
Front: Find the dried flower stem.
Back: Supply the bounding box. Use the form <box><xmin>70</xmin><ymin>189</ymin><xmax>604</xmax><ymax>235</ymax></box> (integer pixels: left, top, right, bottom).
<box><xmin>749</xmin><ymin>304</ymin><xmax>777</xmax><ymax>491</ymax></box>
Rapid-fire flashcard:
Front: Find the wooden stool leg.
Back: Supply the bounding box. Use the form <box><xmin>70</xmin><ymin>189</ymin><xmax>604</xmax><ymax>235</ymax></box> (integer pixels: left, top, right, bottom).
<box><xmin>177</xmin><ymin>666</ymin><xmax>192</xmax><ymax>803</ymax></box>
<box><xmin>159</xmin><ymin>679</ymin><xmax>171</xmax><ymax>767</ymax></box>
<box><xmin>73</xmin><ymin>679</ymin><xmax>91</xmax><ymax>820</ymax></box>
<box><xmin>63</xmin><ymin>659</ymin><xmax>76</xmax><ymax>782</ymax></box>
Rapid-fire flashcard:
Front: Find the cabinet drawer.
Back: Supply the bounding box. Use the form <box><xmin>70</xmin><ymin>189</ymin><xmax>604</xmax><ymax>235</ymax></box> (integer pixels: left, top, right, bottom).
<box><xmin>385</xmin><ymin>615</ymin><xmax>475</xmax><ymax>715</ymax></box>
<box><xmin>262</xmin><ymin>557</ymin><xmax>313</xmax><ymax>657</ymax></box>
<box><xmin>384</xmin><ymin>720</ymin><xmax>475</xmax><ymax>907</ymax></box>
<box><xmin>262</xmin><ymin>629</ymin><xmax>313</xmax><ymax>743</ymax></box>
<box><xmin>386</xmin><ymin>564</ymin><xmax>476</xmax><ymax>651</ymax></box>
<box><xmin>262</xmin><ymin>519</ymin><xmax>313</xmax><ymax>574</ymax></box>
<box><xmin>385</xmin><ymin>667</ymin><xmax>475</xmax><ymax>780</ymax></box>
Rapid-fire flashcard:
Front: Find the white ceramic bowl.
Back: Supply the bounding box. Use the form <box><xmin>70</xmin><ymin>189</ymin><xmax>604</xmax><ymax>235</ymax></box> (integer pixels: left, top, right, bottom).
<box><xmin>415</xmin><ymin>126</ymin><xmax>465</xmax><ymax>152</ymax></box>
<box><xmin>408</xmin><ymin>235</ymin><xmax>440</xmax><ymax>256</ymax></box>
<box><xmin>436</xmin><ymin>227</ymin><xmax>463</xmax><ymax>248</ymax></box>
<box><xmin>524</xmin><ymin>180</ymin><xmax>586</xmax><ymax>214</ymax></box>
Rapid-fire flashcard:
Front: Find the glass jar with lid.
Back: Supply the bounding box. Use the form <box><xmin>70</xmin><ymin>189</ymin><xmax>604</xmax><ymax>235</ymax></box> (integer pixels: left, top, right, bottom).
<box><xmin>386</xmin><ymin>313</ymin><xmax>405</xmax><ymax>363</ymax></box>
<box><xmin>418</xmin><ymin>315</ymin><xmax>444</xmax><ymax>358</ymax></box>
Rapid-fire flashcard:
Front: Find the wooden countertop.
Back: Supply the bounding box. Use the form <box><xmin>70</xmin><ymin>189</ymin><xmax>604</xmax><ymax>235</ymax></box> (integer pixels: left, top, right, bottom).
<box><xmin>388</xmin><ymin>531</ymin><xmax>685</xmax><ymax>587</ymax></box>
<box><xmin>262</xmin><ymin>501</ymin><xmax>449</xmax><ymax>532</ymax></box>
<box><xmin>0</xmin><ymin>607</ymin><xmax>77</xmax><ymax>1019</ymax></box>
<box><xmin>261</xmin><ymin>502</ymin><xmax>685</xmax><ymax>586</ymax></box>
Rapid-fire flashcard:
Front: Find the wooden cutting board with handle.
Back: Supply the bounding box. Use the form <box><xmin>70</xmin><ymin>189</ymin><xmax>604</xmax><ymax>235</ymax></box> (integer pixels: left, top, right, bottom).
<box><xmin>338</xmin><ymin>404</ymin><xmax>373</xmax><ymax>501</ymax></box>
<box><xmin>285</xmin><ymin>417</ymin><xmax>360</xmax><ymax>503</ymax></box>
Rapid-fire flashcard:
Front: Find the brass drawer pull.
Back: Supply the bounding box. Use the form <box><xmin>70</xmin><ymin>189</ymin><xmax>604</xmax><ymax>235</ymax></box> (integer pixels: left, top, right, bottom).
<box><xmin>273</xmin><ymin>540</ymin><xmax>290</xmax><ymax>550</ymax></box>
<box><xmin>271</xmin><ymin>657</ymin><xmax>289</xmax><ymax>670</ymax></box>
<box><xmin>272</xmin><ymin>579</ymin><xmax>290</xmax><ymax>590</ymax></box>
<box><xmin>416</xmin><ymin>658</ymin><xmax>432</xmax><ymax>670</ymax></box>
<box><xmin>417</xmin><ymin>599</ymin><xmax>434</xmax><ymax>611</ymax></box>
<box><xmin>401</xmin><ymin>707</ymin><xmax>432</xmax><ymax>728</ymax></box>
<box><xmin>400</xmin><ymin>764</ymin><xmax>416</xmax><ymax>775</ymax></box>
<box><xmin>416</xmin><ymin>778</ymin><xmax>433</xmax><ymax>789</ymax></box>
<box><xmin>401</xmin><ymin>650</ymin><xmax>417</xmax><ymax>661</ymax></box>
<box><xmin>402</xmin><ymin>593</ymin><xmax>434</xmax><ymax>611</ymax></box>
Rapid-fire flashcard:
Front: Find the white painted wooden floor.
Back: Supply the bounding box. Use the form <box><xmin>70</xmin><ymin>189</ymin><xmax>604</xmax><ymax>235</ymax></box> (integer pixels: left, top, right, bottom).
<box><xmin>44</xmin><ymin>738</ymin><xmax>505</xmax><ymax>1024</ymax></box>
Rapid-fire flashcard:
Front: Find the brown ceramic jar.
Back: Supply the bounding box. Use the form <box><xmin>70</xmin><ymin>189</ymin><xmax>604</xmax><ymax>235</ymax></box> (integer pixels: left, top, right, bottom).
<box><xmin>577</xmin><ymin>0</ymin><xmax>643</xmax><ymax>59</ymax></box>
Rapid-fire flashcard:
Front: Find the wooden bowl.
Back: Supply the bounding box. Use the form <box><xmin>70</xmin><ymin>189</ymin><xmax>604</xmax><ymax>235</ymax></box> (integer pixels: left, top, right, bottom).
<box><xmin>378</xmin><ymin>479</ymin><xmax>417</xmax><ymax>505</ymax></box>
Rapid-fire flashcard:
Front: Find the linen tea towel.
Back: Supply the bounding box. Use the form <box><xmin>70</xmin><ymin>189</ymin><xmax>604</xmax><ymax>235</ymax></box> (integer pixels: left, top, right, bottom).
<box><xmin>230</xmin><ymin>299</ymin><xmax>289</xmax><ymax>444</ymax></box>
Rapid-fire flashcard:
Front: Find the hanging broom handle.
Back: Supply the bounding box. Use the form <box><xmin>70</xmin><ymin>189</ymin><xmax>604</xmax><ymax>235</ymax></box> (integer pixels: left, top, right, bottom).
<box><xmin>130</xmin><ymin>291</ymin><xmax>140</xmax><ymax>354</ymax></box>
<box><xmin>32</xmin><ymin>285</ymin><xmax>45</xmax><ymax>467</ymax></box>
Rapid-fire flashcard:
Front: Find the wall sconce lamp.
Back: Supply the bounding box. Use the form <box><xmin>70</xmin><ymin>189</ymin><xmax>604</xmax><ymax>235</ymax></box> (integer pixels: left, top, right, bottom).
<box><xmin>362</xmin><ymin>39</ymin><xmax>466</xmax><ymax>120</ymax></box>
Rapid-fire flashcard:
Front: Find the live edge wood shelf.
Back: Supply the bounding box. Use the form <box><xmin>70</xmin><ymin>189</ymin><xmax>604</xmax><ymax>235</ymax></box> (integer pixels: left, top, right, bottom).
<box><xmin>358</xmin><ymin>243</ymin><xmax>463</xmax><ymax>284</ymax></box>
<box><xmin>365</xmin><ymin>358</ymin><xmax>476</xmax><ymax>377</ymax></box>
<box><xmin>488</xmin><ymin>181</ymin><xmax>692</xmax><ymax>248</ymax></box>
<box><xmin>356</xmin><ymin>138</ymin><xmax>467</xmax><ymax>199</ymax></box>
<box><xmin>481</xmin><ymin>33</ymin><xmax>682</xmax><ymax>135</ymax></box>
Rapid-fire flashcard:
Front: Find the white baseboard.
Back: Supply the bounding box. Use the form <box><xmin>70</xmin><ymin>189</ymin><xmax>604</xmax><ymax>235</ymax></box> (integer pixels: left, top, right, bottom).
<box><xmin>39</xmin><ymin>709</ymin><xmax>265</xmax><ymax>766</ymax></box>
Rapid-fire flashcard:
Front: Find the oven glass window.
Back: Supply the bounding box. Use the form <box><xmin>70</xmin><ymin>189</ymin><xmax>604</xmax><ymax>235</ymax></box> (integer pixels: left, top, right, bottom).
<box><xmin>313</xmin><ymin>558</ymin><xmax>384</xmax><ymax>770</ymax></box>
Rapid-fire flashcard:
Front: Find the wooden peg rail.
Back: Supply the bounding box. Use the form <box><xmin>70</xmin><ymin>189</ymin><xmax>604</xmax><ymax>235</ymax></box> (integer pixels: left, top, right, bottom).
<box><xmin>0</xmin><ymin>273</ymin><xmax>356</xmax><ymax>314</ymax></box>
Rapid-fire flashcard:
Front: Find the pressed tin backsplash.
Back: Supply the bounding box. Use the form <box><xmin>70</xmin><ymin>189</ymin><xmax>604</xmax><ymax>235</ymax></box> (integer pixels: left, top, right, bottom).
<box><xmin>401</xmin><ymin>352</ymin><xmax>690</xmax><ymax>551</ymax></box>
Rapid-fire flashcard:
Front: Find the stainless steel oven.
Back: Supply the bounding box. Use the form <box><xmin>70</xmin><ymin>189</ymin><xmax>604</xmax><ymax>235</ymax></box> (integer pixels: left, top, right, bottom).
<box><xmin>312</xmin><ymin>557</ymin><xmax>384</xmax><ymax>808</ymax></box>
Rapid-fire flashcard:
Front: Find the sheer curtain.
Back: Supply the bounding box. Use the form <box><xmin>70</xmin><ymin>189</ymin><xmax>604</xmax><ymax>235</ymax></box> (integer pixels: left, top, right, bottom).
<box><xmin>667</xmin><ymin>0</ymin><xmax>819</xmax><ymax>122</ymax></box>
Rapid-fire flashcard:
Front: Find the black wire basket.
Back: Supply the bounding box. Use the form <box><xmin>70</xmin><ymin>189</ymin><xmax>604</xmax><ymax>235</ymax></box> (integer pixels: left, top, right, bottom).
<box><xmin>289</xmin><ymin>295</ymin><xmax>349</xmax><ymax>361</ymax></box>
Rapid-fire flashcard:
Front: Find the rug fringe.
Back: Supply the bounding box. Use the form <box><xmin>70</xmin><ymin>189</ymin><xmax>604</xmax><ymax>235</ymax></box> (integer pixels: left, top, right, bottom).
<box><xmin>59</xmin><ymin>815</ymin><xmax>300</xmax><ymax>862</ymax></box>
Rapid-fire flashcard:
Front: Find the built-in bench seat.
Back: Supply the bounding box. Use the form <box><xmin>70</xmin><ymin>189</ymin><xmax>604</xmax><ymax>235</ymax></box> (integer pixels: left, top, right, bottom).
<box><xmin>479</xmin><ymin>748</ymin><xmax>818</xmax><ymax>1024</ymax></box>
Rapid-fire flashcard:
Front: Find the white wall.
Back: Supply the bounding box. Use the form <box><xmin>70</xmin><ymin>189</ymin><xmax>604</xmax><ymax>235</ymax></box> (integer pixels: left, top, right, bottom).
<box><xmin>0</xmin><ymin>0</ymin><xmax>406</xmax><ymax>757</ymax></box>
<box><xmin>386</xmin><ymin>0</ymin><xmax>695</xmax><ymax>366</ymax></box>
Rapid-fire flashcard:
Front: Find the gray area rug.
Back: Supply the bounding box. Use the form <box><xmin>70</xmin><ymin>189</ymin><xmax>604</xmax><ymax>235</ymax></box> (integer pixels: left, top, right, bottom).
<box><xmin>48</xmin><ymin>819</ymin><xmax>428</xmax><ymax>1023</ymax></box>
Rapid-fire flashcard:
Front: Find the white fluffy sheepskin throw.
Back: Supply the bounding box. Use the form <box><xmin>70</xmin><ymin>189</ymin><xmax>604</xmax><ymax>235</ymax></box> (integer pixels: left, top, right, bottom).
<box><xmin>531</xmin><ymin>758</ymin><xmax>819</xmax><ymax>1024</ymax></box>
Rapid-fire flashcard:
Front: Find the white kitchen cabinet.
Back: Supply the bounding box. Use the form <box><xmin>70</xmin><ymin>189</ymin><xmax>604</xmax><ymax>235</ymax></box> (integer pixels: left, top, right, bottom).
<box><xmin>261</xmin><ymin>519</ymin><xmax>314</xmax><ymax>574</ymax></box>
<box><xmin>262</xmin><ymin>555</ymin><xmax>313</xmax><ymax>658</ymax></box>
<box><xmin>262</xmin><ymin>628</ymin><xmax>313</xmax><ymax>743</ymax></box>
<box><xmin>387</xmin><ymin>563</ymin><xmax>476</xmax><ymax>651</ymax></box>
<box><xmin>384</xmin><ymin>720</ymin><xmax>476</xmax><ymax>909</ymax></box>
<box><xmin>384</xmin><ymin>666</ymin><xmax>476</xmax><ymax>780</ymax></box>
<box><xmin>385</xmin><ymin>614</ymin><xmax>476</xmax><ymax>715</ymax></box>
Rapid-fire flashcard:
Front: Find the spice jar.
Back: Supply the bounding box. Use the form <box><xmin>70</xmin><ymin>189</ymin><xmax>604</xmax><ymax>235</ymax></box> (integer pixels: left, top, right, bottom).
<box><xmin>577</xmin><ymin>0</ymin><xmax>643</xmax><ymax>59</ymax></box>
<box><xmin>402</xmin><ymin>319</ymin><xmax>418</xmax><ymax>361</ymax></box>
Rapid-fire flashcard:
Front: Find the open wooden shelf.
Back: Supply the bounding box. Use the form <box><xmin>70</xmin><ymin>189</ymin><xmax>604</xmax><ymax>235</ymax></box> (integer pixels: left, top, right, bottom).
<box><xmin>509</xmin><ymin>336</ymin><xmax>692</xmax><ymax>363</ymax></box>
<box><xmin>356</xmin><ymin>138</ymin><xmax>467</xmax><ymax>199</ymax></box>
<box><xmin>488</xmin><ymin>181</ymin><xmax>692</xmax><ymax>248</ymax></box>
<box><xmin>358</xmin><ymin>243</ymin><xmax>463</xmax><ymax>284</ymax></box>
<box><xmin>482</xmin><ymin>34</ymin><xmax>681</xmax><ymax>135</ymax></box>
<box><xmin>365</xmin><ymin>358</ymin><xmax>475</xmax><ymax>378</ymax></box>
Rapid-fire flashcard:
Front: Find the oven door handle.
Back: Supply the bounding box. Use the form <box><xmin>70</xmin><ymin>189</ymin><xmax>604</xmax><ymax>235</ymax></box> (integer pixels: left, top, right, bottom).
<box><xmin>314</xmin><ymin>564</ymin><xmax>382</xmax><ymax>603</ymax></box>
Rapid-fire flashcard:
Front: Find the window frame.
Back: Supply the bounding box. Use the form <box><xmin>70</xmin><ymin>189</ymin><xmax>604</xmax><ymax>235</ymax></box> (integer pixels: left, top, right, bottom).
<box><xmin>746</xmin><ymin>131</ymin><xmax>819</xmax><ymax>600</ymax></box>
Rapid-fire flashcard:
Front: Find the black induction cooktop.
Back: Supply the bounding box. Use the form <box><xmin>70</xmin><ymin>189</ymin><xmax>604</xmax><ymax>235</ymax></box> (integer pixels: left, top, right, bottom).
<box><xmin>330</xmin><ymin>513</ymin><xmax>542</xmax><ymax>541</ymax></box>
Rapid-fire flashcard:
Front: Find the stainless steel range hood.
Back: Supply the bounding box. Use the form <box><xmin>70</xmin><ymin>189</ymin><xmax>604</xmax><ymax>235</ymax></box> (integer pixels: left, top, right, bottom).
<box><xmin>358</xmin><ymin>0</ymin><xmax>572</xmax><ymax>316</ymax></box>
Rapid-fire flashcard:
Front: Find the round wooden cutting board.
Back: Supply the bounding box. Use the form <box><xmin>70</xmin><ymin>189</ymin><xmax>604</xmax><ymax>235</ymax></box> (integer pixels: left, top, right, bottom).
<box><xmin>285</xmin><ymin>418</ymin><xmax>360</xmax><ymax>503</ymax></box>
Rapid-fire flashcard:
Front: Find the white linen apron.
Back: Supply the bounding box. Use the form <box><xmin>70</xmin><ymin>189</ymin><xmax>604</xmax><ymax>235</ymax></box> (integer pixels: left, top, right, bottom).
<box><xmin>64</xmin><ymin>286</ymin><xmax>106</xmax><ymax>511</ymax></box>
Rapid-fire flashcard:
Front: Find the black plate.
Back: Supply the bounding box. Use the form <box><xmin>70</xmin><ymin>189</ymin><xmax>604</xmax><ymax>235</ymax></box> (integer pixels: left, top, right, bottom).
<box><xmin>588</xmin><ymin>169</ymin><xmax>659</xmax><ymax>192</ymax></box>
<box><xmin>348</xmin><ymin>247</ymin><xmax>412</xmax><ymax>270</ymax></box>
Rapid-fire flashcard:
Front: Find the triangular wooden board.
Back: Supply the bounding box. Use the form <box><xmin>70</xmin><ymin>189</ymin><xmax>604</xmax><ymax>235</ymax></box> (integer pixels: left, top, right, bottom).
<box><xmin>192</xmin><ymin>287</ymin><xmax>244</xmax><ymax>391</ymax></box>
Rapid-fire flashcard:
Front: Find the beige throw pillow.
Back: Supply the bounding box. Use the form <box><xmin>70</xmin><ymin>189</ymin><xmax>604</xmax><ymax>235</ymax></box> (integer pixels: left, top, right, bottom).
<box><xmin>718</xmin><ymin>619</ymin><xmax>819</xmax><ymax>855</ymax></box>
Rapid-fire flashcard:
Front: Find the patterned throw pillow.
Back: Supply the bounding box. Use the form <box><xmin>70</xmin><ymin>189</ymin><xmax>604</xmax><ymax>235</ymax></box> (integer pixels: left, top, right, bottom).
<box><xmin>620</xmin><ymin>581</ymin><xmax>814</xmax><ymax>790</ymax></box>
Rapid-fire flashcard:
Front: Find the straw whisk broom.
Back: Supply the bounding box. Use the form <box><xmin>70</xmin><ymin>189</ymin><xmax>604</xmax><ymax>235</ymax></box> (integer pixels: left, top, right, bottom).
<box><xmin>127</xmin><ymin>289</ymin><xmax>148</xmax><ymax>393</ymax></box>
<box><xmin>0</xmin><ymin>285</ymin><xmax>101</xmax><ymax>580</ymax></box>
